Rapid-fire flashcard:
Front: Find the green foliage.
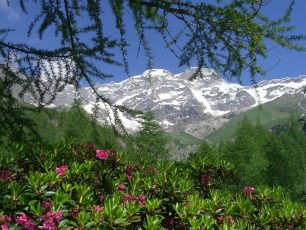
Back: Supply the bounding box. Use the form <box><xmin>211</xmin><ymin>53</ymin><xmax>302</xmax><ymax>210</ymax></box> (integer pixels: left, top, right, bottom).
<box><xmin>0</xmin><ymin>141</ymin><xmax>305</xmax><ymax>229</ymax></box>
<box><xmin>217</xmin><ymin>117</ymin><xmax>306</xmax><ymax>202</ymax></box>
<box><xmin>196</xmin><ymin>141</ymin><xmax>219</xmax><ymax>159</ymax></box>
<box><xmin>129</xmin><ymin>110</ymin><xmax>169</xmax><ymax>165</ymax></box>
<box><xmin>274</xmin><ymin>121</ymin><xmax>306</xmax><ymax>201</ymax></box>
<box><xmin>221</xmin><ymin>118</ymin><xmax>269</xmax><ymax>186</ymax></box>
<box><xmin>59</xmin><ymin>103</ymin><xmax>118</xmax><ymax>149</ymax></box>
<box><xmin>264</xmin><ymin>135</ymin><xmax>290</xmax><ymax>188</ymax></box>
<box><xmin>0</xmin><ymin>101</ymin><xmax>120</xmax><ymax>155</ymax></box>
<box><xmin>0</xmin><ymin>79</ymin><xmax>35</xmax><ymax>146</ymax></box>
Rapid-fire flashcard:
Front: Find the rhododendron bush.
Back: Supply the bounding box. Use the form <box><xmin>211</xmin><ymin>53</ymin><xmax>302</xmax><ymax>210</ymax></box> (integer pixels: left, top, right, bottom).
<box><xmin>0</xmin><ymin>142</ymin><xmax>305</xmax><ymax>229</ymax></box>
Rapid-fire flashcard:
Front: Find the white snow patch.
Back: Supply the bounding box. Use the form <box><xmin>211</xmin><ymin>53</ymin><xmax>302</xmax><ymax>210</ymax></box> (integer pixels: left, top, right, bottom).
<box><xmin>158</xmin><ymin>93</ymin><xmax>172</xmax><ymax>100</ymax></box>
<box><xmin>118</xmin><ymin>113</ymin><xmax>140</xmax><ymax>131</ymax></box>
<box><xmin>47</xmin><ymin>104</ymin><xmax>56</xmax><ymax>108</ymax></box>
<box><xmin>189</xmin><ymin>87</ymin><xmax>214</xmax><ymax>114</ymax></box>
<box><xmin>244</xmin><ymin>88</ymin><xmax>261</xmax><ymax>105</ymax></box>
<box><xmin>142</xmin><ymin>69</ymin><xmax>172</xmax><ymax>77</ymax></box>
<box><xmin>161</xmin><ymin>120</ymin><xmax>174</xmax><ymax>127</ymax></box>
<box><xmin>159</xmin><ymin>100</ymin><xmax>181</xmax><ymax>106</ymax></box>
<box><xmin>116</xmin><ymin>93</ymin><xmax>141</xmax><ymax>105</ymax></box>
<box><xmin>93</xmin><ymin>101</ymin><xmax>140</xmax><ymax>131</ymax></box>
<box><xmin>263</xmin><ymin>80</ymin><xmax>306</xmax><ymax>90</ymax></box>
<box><xmin>147</xmin><ymin>88</ymin><xmax>152</xmax><ymax>94</ymax></box>
<box><xmin>83</xmin><ymin>104</ymin><xmax>94</xmax><ymax>114</ymax></box>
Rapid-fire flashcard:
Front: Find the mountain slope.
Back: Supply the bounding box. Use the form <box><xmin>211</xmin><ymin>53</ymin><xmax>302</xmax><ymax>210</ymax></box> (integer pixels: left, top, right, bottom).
<box><xmin>13</xmin><ymin>67</ymin><xmax>306</xmax><ymax>138</ymax></box>
<box><xmin>206</xmin><ymin>93</ymin><xmax>306</xmax><ymax>142</ymax></box>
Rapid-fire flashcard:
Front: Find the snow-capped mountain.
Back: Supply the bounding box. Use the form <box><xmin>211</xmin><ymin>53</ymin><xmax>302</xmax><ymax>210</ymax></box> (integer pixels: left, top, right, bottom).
<box><xmin>18</xmin><ymin>67</ymin><xmax>306</xmax><ymax>138</ymax></box>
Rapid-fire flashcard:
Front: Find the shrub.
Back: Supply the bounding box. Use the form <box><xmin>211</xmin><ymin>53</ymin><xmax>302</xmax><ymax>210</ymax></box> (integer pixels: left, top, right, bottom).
<box><xmin>0</xmin><ymin>141</ymin><xmax>305</xmax><ymax>229</ymax></box>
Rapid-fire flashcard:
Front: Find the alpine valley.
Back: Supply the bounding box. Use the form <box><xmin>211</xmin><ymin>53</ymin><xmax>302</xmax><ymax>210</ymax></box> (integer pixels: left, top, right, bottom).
<box><xmin>15</xmin><ymin>67</ymin><xmax>306</xmax><ymax>140</ymax></box>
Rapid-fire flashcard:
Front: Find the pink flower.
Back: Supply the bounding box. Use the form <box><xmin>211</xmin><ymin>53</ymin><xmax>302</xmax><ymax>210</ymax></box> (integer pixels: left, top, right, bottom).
<box><xmin>138</xmin><ymin>194</ymin><xmax>146</xmax><ymax>206</ymax></box>
<box><xmin>16</xmin><ymin>213</ymin><xmax>37</xmax><ymax>230</ymax></box>
<box><xmin>42</xmin><ymin>219</ymin><xmax>56</xmax><ymax>230</ymax></box>
<box><xmin>93</xmin><ymin>205</ymin><xmax>104</xmax><ymax>212</ymax></box>
<box><xmin>224</xmin><ymin>215</ymin><xmax>235</xmax><ymax>224</ymax></box>
<box><xmin>117</xmin><ymin>183</ymin><xmax>125</xmax><ymax>192</ymax></box>
<box><xmin>123</xmin><ymin>194</ymin><xmax>134</xmax><ymax>203</ymax></box>
<box><xmin>55</xmin><ymin>165</ymin><xmax>69</xmax><ymax>177</ymax></box>
<box><xmin>244</xmin><ymin>186</ymin><xmax>255</xmax><ymax>195</ymax></box>
<box><xmin>41</xmin><ymin>211</ymin><xmax>63</xmax><ymax>222</ymax></box>
<box><xmin>0</xmin><ymin>170</ymin><xmax>12</xmax><ymax>181</ymax></box>
<box><xmin>126</xmin><ymin>175</ymin><xmax>133</xmax><ymax>180</ymax></box>
<box><xmin>87</xmin><ymin>143</ymin><xmax>96</xmax><ymax>150</ymax></box>
<box><xmin>40</xmin><ymin>211</ymin><xmax>62</xmax><ymax>230</ymax></box>
<box><xmin>124</xmin><ymin>166</ymin><xmax>134</xmax><ymax>181</ymax></box>
<box><xmin>1</xmin><ymin>224</ymin><xmax>9</xmax><ymax>230</ymax></box>
<box><xmin>96</xmin><ymin>150</ymin><xmax>109</xmax><ymax>160</ymax></box>
<box><xmin>42</xmin><ymin>201</ymin><xmax>53</xmax><ymax>209</ymax></box>
<box><xmin>0</xmin><ymin>215</ymin><xmax>11</xmax><ymax>223</ymax></box>
<box><xmin>95</xmin><ymin>149</ymin><xmax>117</xmax><ymax>160</ymax></box>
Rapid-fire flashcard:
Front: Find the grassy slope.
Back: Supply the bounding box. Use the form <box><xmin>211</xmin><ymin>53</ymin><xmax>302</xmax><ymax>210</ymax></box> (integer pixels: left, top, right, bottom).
<box><xmin>165</xmin><ymin>121</ymin><xmax>202</xmax><ymax>149</ymax></box>
<box><xmin>206</xmin><ymin>93</ymin><xmax>306</xmax><ymax>142</ymax></box>
<box><xmin>15</xmin><ymin>105</ymin><xmax>121</xmax><ymax>150</ymax></box>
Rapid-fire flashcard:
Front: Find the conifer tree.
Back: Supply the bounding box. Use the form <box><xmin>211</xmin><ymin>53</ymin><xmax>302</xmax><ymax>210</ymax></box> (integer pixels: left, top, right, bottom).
<box><xmin>264</xmin><ymin>135</ymin><xmax>289</xmax><ymax>187</ymax></box>
<box><xmin>133</xmin><ymin>110</ymin><xmax>169</xmax><ymax>164</ymax></box>
<box><xmin>221</xmin><ymin>118</ymin><xmax>269</xmax><ymax>186</ymax></box>
<box><xmin>277</xmin><ymin>120</ymin><xmax>306</xmax><ymax>201</ymax></box>
<box><xmin>197</xmin><ymin>140</ymin><xmax>219</xmax><ymax>159</ymax></box>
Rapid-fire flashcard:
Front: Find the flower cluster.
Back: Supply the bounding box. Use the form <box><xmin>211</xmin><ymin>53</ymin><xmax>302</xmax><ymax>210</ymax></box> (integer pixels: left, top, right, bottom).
<box><xmin>0</xmin><ymin>142</ymin><xmax>305</xmax><ymax>229</ymax></box>
<box><xmin>87</xmin><ymin>143</ymin><xmax>96</xmax><ymax>150</ymax></box>
<box><xmin>40</xmin><ymin>211</ymin><xmax>63</xmax><ymax>230</ymax></box>
<box><xmin>0</xmin><ymin>215</ymin><xmax>11</xmax><ymax>223</ymax></box>
<box><xmin>0</xmin><ymin>224</ymin><xmax>9</xmax><ymax>230</ymax></box>
<box><xmin>96</xmin><ymin>149</ymin><xmax>109</xmax><ymax>160</ymax></box>
<box><xmin>16</xmin><ymin>213</ymin><xmax>37</xmax><ymax>230</ymax></box>
<box><xmin>42</xmin><ymin>200</ymin><xmax>53</xmax><ymax>209</ymax></box>
<box><xmin>138</xmin><ymin>194</ymin><xmax>146</xmax><ymax>206</ymax></box>
<box><xmin>123</xmin><ymin>194</ymin><xmax>146</xmax><ymax>206</ymax></box>
<box><xmin>55</xmin><ymin>165</ymin><xmax>69</xmax><ymax>177</ymax></box>
<box><xmin>0</xmin><ymin>215</ymin><xmax>11</xmax><ymax>230</ymax></box>
<box><xmin>123</xmin><ymin>194</ymin><xmax>134</xmax><ymax>203</ymax></box>
<box><xmin>93</xmin><ymin>205</ymin><xmax>104</xmax><ymax>212</ymax></box>
<box><xmin>244</xmin><ymin>186</ymin><xmax>255</xmax><ymax>195</ymax></box>
<box><xmin>0</xmin><ymin>170</ymin><xmax>12</xmax><ymax>181</ymax></box>
<box><xmin>124</xmin><ymin>165</ymin><xmax>134</xmax><ymax>180</ymax></box>
<box><xmin>95</xmin><ymin>149</ymin><xmax>117</xmax><ymax>160</ymax></box>
<box><xmin>117</xmin><ymin>183</ymin><xmax>125</xmax><ymax>192</ymax></box>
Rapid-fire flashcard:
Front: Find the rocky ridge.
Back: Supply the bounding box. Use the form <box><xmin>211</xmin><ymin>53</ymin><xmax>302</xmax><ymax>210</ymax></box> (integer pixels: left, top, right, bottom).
<box><xmin>17</xmin><ymin>67</ymin><xmax>306</xmax><ymax>138</ymax></box>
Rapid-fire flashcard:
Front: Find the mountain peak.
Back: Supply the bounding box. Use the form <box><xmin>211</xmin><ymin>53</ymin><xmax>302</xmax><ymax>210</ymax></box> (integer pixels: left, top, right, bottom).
<box><xmin>141</xmin><ymin>69</ymin><xmax>172</xmax><ymax>78</ymax></box>
<box><xmin>175</xmin><ymin>67</ymin><xmax>220</xmax><ymax>81</ymax></box>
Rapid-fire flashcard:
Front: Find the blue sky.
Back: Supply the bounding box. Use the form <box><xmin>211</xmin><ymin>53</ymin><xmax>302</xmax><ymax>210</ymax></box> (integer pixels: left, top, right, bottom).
<box><xmin>1</xmin><ymin>0</ymin><xmax>306</xmax><ymax>85</ymax></box>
